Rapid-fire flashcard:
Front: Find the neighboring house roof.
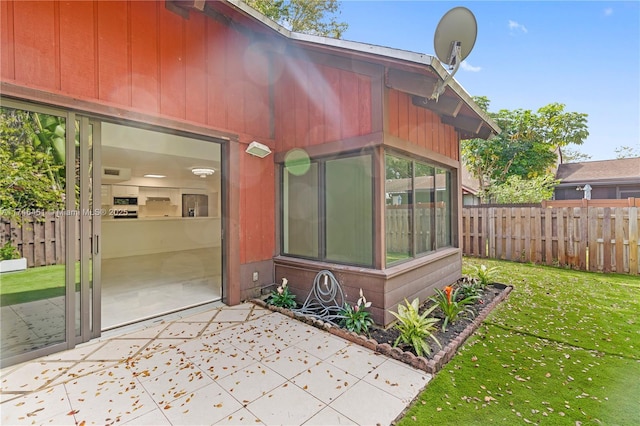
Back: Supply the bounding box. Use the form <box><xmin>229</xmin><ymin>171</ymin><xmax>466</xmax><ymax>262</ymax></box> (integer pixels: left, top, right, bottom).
<box><xmin>461</xmin><ymin>165</ymin><xmax>480</xmax><ymax>195</ymax></box>
<box><xmin>219</xmin><ymin>1</ymin><xmax>500</xmax><ymax>140</ymax></box>
<box><xmin>555</xmin><ymin>157</ymin><xmax>640</xmax><ymax>186</ymax></box>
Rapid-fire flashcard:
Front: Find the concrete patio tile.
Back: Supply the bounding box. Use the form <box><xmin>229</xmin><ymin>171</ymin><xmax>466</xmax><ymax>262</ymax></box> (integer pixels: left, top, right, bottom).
<box><xmin>160</xmin><ymin>381</ymin><xmax>243</xmax><ymax>425</ymax></box>
<box><xmin>363</xmin><ymin>358</ymin><xmax>432</xmax><ymax>404</ymax></box>
<box><xmin>116</xmin><ymin>322</ymin><xmax>169</xmax><ymax>340</ymax></box>
<box><xmin>63</xmin><ymin>363</ymin><xmax>134</xmax><ymax>399</ymax></box>
<box><xmin>291</xmin><ymin>361</ymin><xmax>358</xmax><ymax>404</ymax></box>
<box><xmin>295</xmin><ymin>332</ymin><xmax>349</xmax><ymax>360</ymax></box>
<box><xmin>48</xmin><ymin>360</ymin><xmax>119</xmax><ymax>387</ymax></box>
<box><xmin>0</xmin><ymin>383</ymin><xmax>72</xmax><ymax>425</ymax></box>
<box><xmin>84</xmin><ymin>338</ymin><xmax>150</xmax><ymax>361</ymax></box>
<box><xmin>329</xmin><ymin>379</ymin><xmax>408</xmax><ymax>426</ymax></box>
<box><xmin>126</xmin><ymin>347</ymin><xmax>186</xmax><ymax>379</ymax></box>
<box><xmin>138</xmin><ymin>361</ymin><xmax>213</xmax><ymax>406</ymax></box>
<box><xmin>0</xmin><ymin>361</ymin><xmax>75</xmax><ymax>392</ymax></box>
<box><xmin>261</xmin><ymin>345</ymin><xmax>322</xmax><ymax>380</ymax></box>
<box><xmin>186</xmin><ymin>343</ymin><xmax>257</xmax><ymax>380</ymax></box>
<box><xmin>158</xmin><ymin>321</ymin><xmax>209</xmax><ymax>339</ymax></box>
<box><xmin>180</xmin><ymin>309</ymin><xmax>221</xmax><ymax>323</ymax></box>
<box><xmin>122</xmin><ymin>407</ymin><xmax>171</xmax><ymax>425</ymax></box>
<box><xmin>246</xmin><ymin>382</ymin><xmax>324</xmax><ymax>425</ymax></box>
<box><xmin>67</xmin><ymin>376</ymin><xmax>157</xmax><ymax>425</ymax></box>
<box><xmin>211</xmin><ymin>306</ymin><xmax>254</xmax><ymax>323</ymax></box>
<box><xmin>302</xmin><ymin>406</ymin><xmax>356</xmax><ymax>425</ymax></box>
<box><xmin>327</xmin><ymin>344</ymin><xmax>386</xmax><ymax>378</ymax></box>
<box><xmin>214</xmin><ymin>407</ymin><xmax>265</xmax><ymax>425</ymax></box>
<box><xmin>216</xmin><ymin>361</ymin><xmax>286</xmax><ymax>404</ymax></box>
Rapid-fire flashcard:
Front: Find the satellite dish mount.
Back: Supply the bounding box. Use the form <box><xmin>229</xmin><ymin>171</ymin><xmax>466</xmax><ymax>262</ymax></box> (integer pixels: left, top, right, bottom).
<box><xmin>430</xmin><ymin>7</ymin><xmax>477</xmax><ymax>101</ymax></box>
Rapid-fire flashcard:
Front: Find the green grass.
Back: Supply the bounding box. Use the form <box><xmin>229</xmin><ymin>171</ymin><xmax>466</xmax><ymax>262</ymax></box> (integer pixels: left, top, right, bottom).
<box><xmin>0</xmin><ymin>263</ymin><xmax>81</xmax><ymax>306</ymax></box>
<box><xmin>399</xmin><ymin>258</ymin><xmax>640</xmax><ymax>425</ymax></box>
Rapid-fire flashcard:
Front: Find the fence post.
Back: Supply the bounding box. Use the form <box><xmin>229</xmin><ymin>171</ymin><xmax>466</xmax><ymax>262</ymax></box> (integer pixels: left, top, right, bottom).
<box><xmin>630</xmin><ymin>207</ymin><xmax>638</xmax><ymax>275</ymax></box>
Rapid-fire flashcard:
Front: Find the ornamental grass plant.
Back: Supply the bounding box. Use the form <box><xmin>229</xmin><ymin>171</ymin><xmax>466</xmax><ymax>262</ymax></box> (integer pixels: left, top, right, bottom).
<box><xmin>398</xmin><ymin>258</ymin><xmax>640</xmax><ymax>426</ymax></box>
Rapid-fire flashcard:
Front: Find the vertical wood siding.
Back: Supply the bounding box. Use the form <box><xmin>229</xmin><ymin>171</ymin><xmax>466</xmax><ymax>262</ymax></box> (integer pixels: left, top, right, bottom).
<box><xmin>274</xmin><ymin>58</ymin><xmax>373</xmax><ymax>152</ymax></box>
<box><xmin>387</xmin><ymin>89</ymin><xmax>459</xmax><ymax>161</ymax></box>
<box><xmin>1</xmin><ymin>1</ymin><xmax>276</xmax><ymax>264</ymax></box>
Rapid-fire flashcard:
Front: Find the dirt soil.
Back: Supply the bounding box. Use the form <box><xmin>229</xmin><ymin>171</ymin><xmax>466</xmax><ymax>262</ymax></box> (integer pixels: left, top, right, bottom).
<box><xmin>367</xmin><ymin>283</ymin><xmax>504</xmax><ymax>359</ymax></box>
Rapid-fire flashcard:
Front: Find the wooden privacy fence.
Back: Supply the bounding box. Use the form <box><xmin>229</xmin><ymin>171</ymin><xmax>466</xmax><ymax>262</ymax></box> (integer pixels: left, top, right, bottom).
<box><xmin>0</xmin><ymin>213</ymin><xmax>80</xmax><ymax>268</ymax></box>
<box><xmin>462</xmin><ymin>206</ymin><xmax>639</xmax><ymax>275</ymax></box>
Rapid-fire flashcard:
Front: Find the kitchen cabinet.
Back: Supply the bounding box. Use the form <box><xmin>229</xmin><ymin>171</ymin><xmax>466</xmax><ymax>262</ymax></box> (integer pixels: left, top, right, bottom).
<box><xmin>138</xmin><ymin>187</ymin><xmax>179</xmax><ymax>205</ymax></box>
<box><xmin>112</xmin><ymin>185</ymin><xmax>139</xmax><ymax>197</ymax></box>
<box><xmin>100</xmin><ymin>185</ymin><xmax>112</xmax><ymax>205</ymax></box>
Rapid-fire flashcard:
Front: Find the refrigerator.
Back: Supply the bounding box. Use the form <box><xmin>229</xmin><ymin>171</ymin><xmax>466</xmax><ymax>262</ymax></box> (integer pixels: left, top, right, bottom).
<box><xmin>182</xmin><ymin>194</ymin><xmax>208</xmax><ymax>217</ymax></box>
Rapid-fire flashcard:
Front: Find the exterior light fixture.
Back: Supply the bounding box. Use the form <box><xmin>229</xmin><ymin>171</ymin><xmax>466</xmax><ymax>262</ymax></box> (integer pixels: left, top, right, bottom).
<box><xmin>246</xmin><ymin>141</ymin><xmax>272</xmax><ymax>158</ymax></box>
<box><xmin>191</xmin><ymin>168</ymin><xmax>215</xmax><ymax>178</ymax></box>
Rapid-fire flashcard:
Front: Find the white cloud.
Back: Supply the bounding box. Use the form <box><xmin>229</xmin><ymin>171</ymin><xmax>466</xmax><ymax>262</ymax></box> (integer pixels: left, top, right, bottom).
<box><xmin>604</xmin><ymin>7</ymin><xmax>613</xmax><ymax>16</ymax></box>
<box><xmin>461</xmin><ymin>61</ymin><xmax>481</xmax><ymax>72</ymax></box>
<box><xmin>508</xmin><ymin>20</ymin><xmax>528</xmax><ymax>34</ymax></box>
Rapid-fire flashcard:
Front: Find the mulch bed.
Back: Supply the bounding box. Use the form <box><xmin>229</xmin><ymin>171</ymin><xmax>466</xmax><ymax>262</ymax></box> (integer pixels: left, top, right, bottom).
<box><xmin>252</xmin><ymin>282</ymin><xmax>512</xmax><ymax>375</ymax></box>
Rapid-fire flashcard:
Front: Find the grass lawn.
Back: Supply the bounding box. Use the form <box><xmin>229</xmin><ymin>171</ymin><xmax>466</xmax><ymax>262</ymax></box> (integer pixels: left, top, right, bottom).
<box><xmin>399</xmin><ymin>258</ymin><xmax>640</xmax><ymax>425</ymax></box>
<box><xmin>0</xmin><ymin>263</ymin><xmax>80</xmax><ymax>306</ymax></box>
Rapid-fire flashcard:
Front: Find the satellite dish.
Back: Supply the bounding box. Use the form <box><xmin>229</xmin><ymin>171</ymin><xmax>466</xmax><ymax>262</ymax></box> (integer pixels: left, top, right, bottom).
<box><xmin>430</xmin><ymin>7</ymin><xmax>478</xmax><ymax>101</ymax></box>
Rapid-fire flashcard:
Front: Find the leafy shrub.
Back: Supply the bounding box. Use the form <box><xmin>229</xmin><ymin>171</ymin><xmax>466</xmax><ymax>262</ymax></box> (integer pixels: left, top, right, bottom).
<box><xmin>340</xmin><ymin>288</ymin><xmax>373</xmax><ymax>335</ymax></box>
<box><xmin>0</xmin><ymin>242</ymin><xmax>20</xmax><ymax>261</ymax></box>
<box><xmin>267</xmin><ymin>278</ymin><xmax>297</xmax><ymax>309</ymax></box>
<box><xmin>389</xmin><ymin>298</ymin><xmax>441</xmax><ymax>357</ymax></box>
<box><xmin>458</xmin><ymin>276</ymin><xmax>483</xmax><ymax>299</ymax></box>
<box><xmin>431</xmin><ymin>286</ymin><xmax>479</xmax><ymax>332</ymax></box>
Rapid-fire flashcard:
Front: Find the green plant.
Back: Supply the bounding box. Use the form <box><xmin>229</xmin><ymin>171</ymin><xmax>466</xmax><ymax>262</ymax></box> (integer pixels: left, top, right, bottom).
<box><xmin>458</xmin><ymin>276</ymin><xmax>483</xmax><ymax>299</ymax></box>
<box><xmin>0</xmin><ymin>242</ymin><xmax>20</xmax><ymax>260</ymax></box>
<box><xmin>472</xmin><ymin>264</ymin><xmax>499</xmax><ymax>288</ymax></box>
<box><xmin>389</xmin><ymin>298</ymin><xmax>441</xmax><ymax>357</ymax></box>
<box><xmin>339</xmin><ymin>288</ymin><xmax>374</xmax><ymax>335</ymax></box>
<box><xmin>267</xmin><ymin>278</ymin><xmax>297</xmax><ymax>309</ymax></box>
<box><xmin>431</xmin><ymin>286</ymin><xmax>479</xmax><ymax>332</ymax></box>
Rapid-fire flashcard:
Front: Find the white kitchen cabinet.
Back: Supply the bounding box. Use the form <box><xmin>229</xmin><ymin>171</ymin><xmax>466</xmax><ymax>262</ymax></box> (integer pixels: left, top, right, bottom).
<box><xmin>100</xmin><ymin>185</ymin><xmax>112</xmax><ymax>205</ymax></box>
<box><xmin>112</xmin><ymin>185</ymin><xmax>139</xmax><ymax>197</ymax></box>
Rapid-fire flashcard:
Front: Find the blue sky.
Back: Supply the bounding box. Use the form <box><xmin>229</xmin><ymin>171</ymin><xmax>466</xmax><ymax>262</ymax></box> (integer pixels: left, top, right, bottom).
<box><xmin>338</xmin><ymin>1</ymin><xmax>640</xmax><ymax>161</ymax></box>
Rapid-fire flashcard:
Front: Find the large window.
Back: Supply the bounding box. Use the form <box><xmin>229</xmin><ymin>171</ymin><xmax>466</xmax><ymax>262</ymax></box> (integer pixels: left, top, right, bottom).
<box><xmin>282</xmin><ymin>154</ymin><xmax>373</xmax><ymax>267</ymax></box>
<box><xmin>385</xmin><ymin>154</ymin><xmax>453</xmax><ymax>265</ymax></box>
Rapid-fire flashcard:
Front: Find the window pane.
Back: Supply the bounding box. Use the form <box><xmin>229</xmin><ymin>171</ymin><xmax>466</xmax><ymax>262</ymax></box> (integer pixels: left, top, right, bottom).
<box><xmin>283</xmin><ymin>163</ymin><xmax>319</xmax><ymax>258</ymax></box>
<box><xmin>325</xmin><ymin>156</ymin><xmax>373</xmax><ymax>266</ymax></box>
<box><xmin>385</xmin><ymin>156</ymin><xmax>412</xmax><ymax>264</ymax></box>
<box><xmin>415</xmin><ymin>162</ymin><xmax>435</xmax><ymax>254</ymax></box>
<box><xmin>436</xmin><ymin>168</ymin><xmax>452</xmax><ymax>247</ymax></box>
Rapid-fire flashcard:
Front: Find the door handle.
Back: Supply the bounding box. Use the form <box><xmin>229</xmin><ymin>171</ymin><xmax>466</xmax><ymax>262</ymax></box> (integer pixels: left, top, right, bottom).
<box><xmin>94</xmin><ymin>234</ymin><xmax>99</xmax><ymax>255</ymax></box>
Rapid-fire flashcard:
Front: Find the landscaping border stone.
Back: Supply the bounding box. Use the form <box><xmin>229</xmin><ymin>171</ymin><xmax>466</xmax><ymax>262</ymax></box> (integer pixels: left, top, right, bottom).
<box><xmin>251</xmin><ymin>283</ymin><xmax>512</xmax><ymax>375</ymax></box>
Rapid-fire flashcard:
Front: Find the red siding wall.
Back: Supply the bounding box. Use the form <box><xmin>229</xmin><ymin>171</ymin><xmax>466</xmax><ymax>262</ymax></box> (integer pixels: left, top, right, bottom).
<box><xmin>387</xmin><ymin>89</ymin><xmax>459</xmax><ymax>161</ymax></box>
<box><xmin>1</xmin><ymin>0</ymin><xmax>276</xmax><ymax>264</ymax></box>
<box><xmin>274</xmin><ymin>57</ymin><xmax>373</xmax><ymax>152</ymax></box>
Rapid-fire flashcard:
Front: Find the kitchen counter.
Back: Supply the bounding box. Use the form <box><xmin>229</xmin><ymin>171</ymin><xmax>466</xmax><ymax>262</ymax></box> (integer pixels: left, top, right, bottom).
<box><xmin>102</xmin><ymin>217</ymin><xmax>221</xmax><ymax>259</ymax></box>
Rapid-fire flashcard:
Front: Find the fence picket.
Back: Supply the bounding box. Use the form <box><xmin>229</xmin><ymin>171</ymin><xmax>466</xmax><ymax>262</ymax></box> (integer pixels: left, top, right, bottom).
<box><xmin>461</xmin><ymin>205</ymin><xmax>639</xmax><ymax>275</ymax></box>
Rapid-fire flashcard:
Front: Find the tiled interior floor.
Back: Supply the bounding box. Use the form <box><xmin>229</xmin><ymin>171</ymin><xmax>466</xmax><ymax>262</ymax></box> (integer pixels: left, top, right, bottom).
<box><xmin>0</xmin><ymin>303</ymin><xmax>432</xmax><ymax>425</ymax></box>
<box><xmin>102</xmin><ymin>248</ymin><xmax>222</xmax><ymax>329</ymax></box>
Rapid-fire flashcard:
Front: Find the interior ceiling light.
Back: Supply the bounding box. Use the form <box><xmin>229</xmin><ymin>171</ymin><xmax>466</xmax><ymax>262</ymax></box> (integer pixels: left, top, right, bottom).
<box><xmin>191</xmin><ymin>168</ymin><xmax>215</xmax><ymax>178</ymax></box>
<box><xmin>143</xmin><ymin>174</ymin><xmax>166</xmax><ymax>178</ymax></box>
<box><xmin>246</xmin><ymin>141</ymin><xmax>272</xmax><ymax>158</ymax></box>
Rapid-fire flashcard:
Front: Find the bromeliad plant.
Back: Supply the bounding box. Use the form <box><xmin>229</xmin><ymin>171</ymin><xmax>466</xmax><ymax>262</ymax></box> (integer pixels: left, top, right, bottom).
<box><xmin>389</xmin><ymin>298</ymin><xmax>441</xmax><ymax>357</ymax></box>
<box><xmin>340</xmin><ymin>288</ymin><xmax>374</xmax><ymax>335</ymax></box>
<box><xmin>267</xmin><ymin>278</ymin><xmax>297</xmax><ymax>309</ymax></box>
<box><xmin>472</xmin><ymin>264</ymin><xmax>499</xmax><ymax>288</ymax></box>
<box><xmin>431</xmin><ymin>285</ymin><xmax>479</xmax><ymax>332</ymax></box>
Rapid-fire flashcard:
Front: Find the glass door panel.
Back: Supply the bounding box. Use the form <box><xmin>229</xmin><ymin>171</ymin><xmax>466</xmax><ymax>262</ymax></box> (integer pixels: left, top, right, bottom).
<box><xmin>0</xmin><ymin>105</ymin><xmax>69</xmax><ymax>365</ymax></box>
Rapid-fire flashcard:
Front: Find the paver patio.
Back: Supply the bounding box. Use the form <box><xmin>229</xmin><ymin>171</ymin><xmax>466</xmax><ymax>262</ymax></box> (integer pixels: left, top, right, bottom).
<box><xmin>1</xmin><ymin>302</ymin><xmax>430</xmax><ymax>425</ymax></box>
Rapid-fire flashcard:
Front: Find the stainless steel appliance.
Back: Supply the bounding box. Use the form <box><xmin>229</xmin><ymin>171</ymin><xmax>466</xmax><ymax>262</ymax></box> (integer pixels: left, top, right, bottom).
<box><xmin>182</xmin><ymin>194</ymin><xmax>208</xmax><ymax>217</ymax></box>
<box><xmin>113</xmin><ymin>209</ymin><xmax>138</xmax><ymax>219</ymax></box>
<box><xmin>113</xmin><ymin>196</ymin><xmax>138</xmax><ymax>206</ymax></box>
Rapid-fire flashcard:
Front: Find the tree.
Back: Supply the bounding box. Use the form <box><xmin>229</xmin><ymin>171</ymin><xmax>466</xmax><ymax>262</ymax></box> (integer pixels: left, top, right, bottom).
<box><xmin>483</xmin><ymin>174</ymin><xmax>559</xmax><ymax>204</ymax></box>
<box><xmin>561</xmin><ymin>146</ymin><xmax>592</xmax><ymax>163</ymax></box>
<box><xmin>245</xmin><ymin>0</ymin><xmax>348</xmax><ymax>38</ymax></box>
<box><xmin>0</xmin><ymin>108</ymin><xmax>67</xmax><ymax>222</ymax></box>
<box><xmin>462</xmin><ymin>98</ymin><xmax>589</xmax><ymax>199</ymax></box>
<box><xmin>615</xmin><ymin>145</ymin><xmax>640</xmax><ymax>159</ymax></box>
